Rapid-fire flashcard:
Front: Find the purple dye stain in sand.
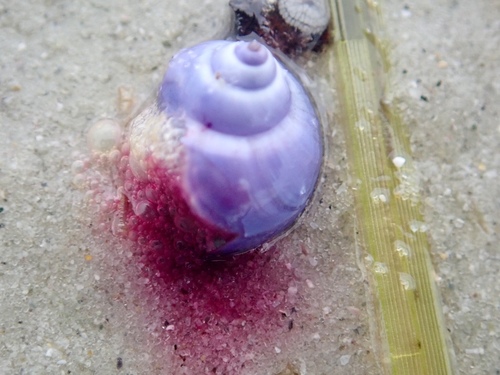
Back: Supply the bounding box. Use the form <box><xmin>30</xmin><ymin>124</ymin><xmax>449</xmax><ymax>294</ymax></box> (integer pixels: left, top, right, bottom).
<box><xmin>79</xmin><ymin>39</ymin><xmax>323</xmax><ymax>373</ymax></box>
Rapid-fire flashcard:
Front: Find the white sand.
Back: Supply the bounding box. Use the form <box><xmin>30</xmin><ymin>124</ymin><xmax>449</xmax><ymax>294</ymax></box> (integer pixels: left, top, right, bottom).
<box><xmin>0</xmin><ymin>0</ymin><xmax>498</xmax><ymax>374</ymax></box>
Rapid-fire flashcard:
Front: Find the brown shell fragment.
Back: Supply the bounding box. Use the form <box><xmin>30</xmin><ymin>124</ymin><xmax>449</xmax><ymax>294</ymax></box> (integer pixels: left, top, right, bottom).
<box><xmin>230</xmin><ymin>0</ymin><xmax>331</xmax><ymax>57</ymax></box>
<box><xmin>278</xmin><ymin>0</ymin><xmax>331</xmax><ymax>35</ymax></box>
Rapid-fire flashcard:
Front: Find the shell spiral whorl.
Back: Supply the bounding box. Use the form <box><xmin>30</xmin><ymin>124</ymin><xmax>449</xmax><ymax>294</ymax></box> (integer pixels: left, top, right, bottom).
<box><xmin>123</xmin><ymin>40</ymin><xmax>322</xmax><ymax>255</ymax></box>
<box><xmin>159</xmin><ymin>40</ymin><xmax>291</xmax><ymax>136</ymax></box>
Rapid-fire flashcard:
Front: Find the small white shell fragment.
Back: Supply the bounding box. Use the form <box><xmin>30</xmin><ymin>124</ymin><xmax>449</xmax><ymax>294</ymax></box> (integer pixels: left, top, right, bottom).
<box><xmin>87</xmin><ymin>118</ymin><xmax>123</xmax><ymax>153</ymax></box>
<box><xmin>392</xmin><ymin>156</ymin><xmax>406</xmax><ymax>168</ymax></box>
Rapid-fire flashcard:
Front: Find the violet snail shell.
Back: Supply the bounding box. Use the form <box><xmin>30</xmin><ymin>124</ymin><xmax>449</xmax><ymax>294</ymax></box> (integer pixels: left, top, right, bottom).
<box><xmin>111</xmin><ymin>40</ymin><xmax>323</xmax><ymax>255</ymax></box>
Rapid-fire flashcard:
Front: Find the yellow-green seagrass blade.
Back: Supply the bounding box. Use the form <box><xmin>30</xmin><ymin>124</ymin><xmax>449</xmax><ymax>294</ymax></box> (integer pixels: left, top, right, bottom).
<box><xmin>327</xmin><ymin>1</ymin><xmax>456</xmax><ymax>374</ymax></box>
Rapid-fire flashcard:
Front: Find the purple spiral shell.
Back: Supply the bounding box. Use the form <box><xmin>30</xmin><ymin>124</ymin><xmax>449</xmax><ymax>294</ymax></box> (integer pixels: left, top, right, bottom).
<box><xmin>127</xmin><ymin>40</ymin><xmax>322</xmax><ymax>254</ymax></box>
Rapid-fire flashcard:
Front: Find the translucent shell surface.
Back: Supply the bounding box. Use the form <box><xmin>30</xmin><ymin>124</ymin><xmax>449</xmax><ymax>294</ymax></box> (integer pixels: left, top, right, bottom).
<box><xmin>127</xmin><ymin>40</ymin><xmax>322</xmax><ymax>254</ymax></box>
<box><xmin>230</xmin><ymin>0</ymin><xmax>331</xmax><ymax>56</ymax></box>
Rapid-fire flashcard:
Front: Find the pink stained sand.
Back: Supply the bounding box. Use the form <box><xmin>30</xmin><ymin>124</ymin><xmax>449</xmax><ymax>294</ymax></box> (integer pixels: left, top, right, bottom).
<box><xmin>81</xmin><ymin>141</ymin><xmax>307</xmax><ymax>374</ymax></box>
